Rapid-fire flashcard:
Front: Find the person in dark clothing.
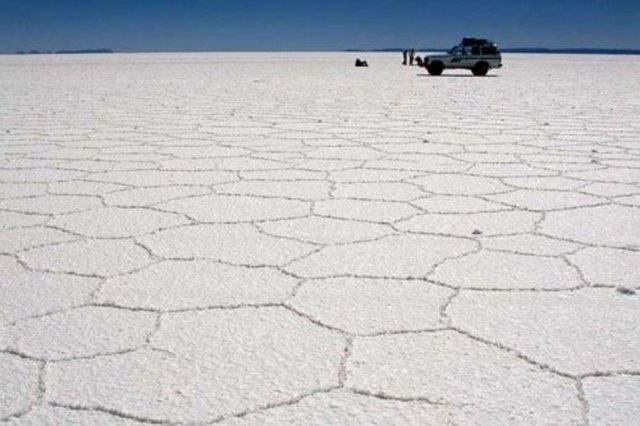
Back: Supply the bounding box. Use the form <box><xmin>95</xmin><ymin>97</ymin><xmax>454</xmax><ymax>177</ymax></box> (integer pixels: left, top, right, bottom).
<box><xmin>415</xmin><ymin>56</ymin><xmax>423</xmax><ymax>66</ymax></box>
<box><xmin>409</xmin><ymin>49</ymin><xmax>415</xmax><ymax>65</ymax></box>
<box><xmin>355</xmin><ymin>58</ymin><xmax>369</xmax><ymax>67</ymax></box>
<box><xmin>402</xmin><ymin>50</ymin><xmax>408</xmax><ymax>65</ymax></box>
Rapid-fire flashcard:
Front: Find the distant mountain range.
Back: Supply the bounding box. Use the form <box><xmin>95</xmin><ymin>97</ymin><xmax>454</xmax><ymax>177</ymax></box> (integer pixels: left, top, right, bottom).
<box><xmin>15</xmin><ymin>48</ymin><xmax>113</xmax><ymax>55</ymax></box>
<box><xmin>345</xmin><ymin>47</ymin><xmax>640</xmax><ymax>55</ymax></box>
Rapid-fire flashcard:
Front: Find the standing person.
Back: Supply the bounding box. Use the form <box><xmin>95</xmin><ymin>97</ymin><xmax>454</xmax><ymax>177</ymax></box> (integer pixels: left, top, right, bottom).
<box><xmin>402</xmin><ymin>50</ymin><xmax>408</xmax><ymax>65</ymax></box>
<box><xmin>409</xmin><ymin>49</ymin><xmax>415</xmax><ymax>66</ymax></box>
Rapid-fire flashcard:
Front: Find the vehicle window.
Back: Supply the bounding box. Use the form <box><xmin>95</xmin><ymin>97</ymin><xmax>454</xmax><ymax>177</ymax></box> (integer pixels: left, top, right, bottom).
<box><xmin>481</xmin><ymin>45</ymin><xmax>498</xmax><ymax>55</ymax></box>
<box><xmin>471</xmin><ymin>46</ymin><xmax>480</xmax><ymax>55</ymax></box>
<box><xmin>450</xmin><ymin>46</ymin><xmax>469</xmax><ymax>55</ymax></box>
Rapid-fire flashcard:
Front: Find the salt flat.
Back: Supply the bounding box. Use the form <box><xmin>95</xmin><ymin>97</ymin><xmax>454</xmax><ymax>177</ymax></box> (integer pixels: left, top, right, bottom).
<box><xmin>1</xmin><ymin>52</ymin><xmax>639</xmax><ymax>424</ymax></box>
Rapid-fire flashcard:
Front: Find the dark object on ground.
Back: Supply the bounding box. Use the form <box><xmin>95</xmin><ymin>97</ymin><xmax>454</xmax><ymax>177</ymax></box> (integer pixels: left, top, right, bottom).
<box><xmin>424</xmin><ymin>38</ymin><xmax>502</xmax><ymax>76</ymax></box>
<box><xmin>355</xmin><ymin>59</ymin><xmax>369</xmax><ymax>67</ymax></box>
<box><xmin>426</xmin><ymin>61</ymin><xmax>444</xmax><ymax>76</ymax></box>
<box><xmin>616</xmin><ymin>287</ymin><xmax>636</xmax><ymax>296</ymax></box>
<box><xmin>415</xmin><ymin>56</ymin><xmax>424</xmax><ymax>66</ymax></box>
<box><xmin>472</xmin><ymin>61</ymin><xmax>490</xmax><ymax>76</ymax></box>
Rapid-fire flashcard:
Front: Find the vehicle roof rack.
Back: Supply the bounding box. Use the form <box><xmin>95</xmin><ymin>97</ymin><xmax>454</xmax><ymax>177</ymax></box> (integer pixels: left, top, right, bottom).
<box><xmin>461</xmin><ymin>38</ymin><xmax>493</xmax><ymax>47</ymax></box>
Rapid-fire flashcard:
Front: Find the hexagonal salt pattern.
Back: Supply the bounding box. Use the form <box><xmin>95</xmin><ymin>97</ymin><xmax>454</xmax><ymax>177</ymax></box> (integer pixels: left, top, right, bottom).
<box><xmin>46</xmin><ymin>308</ymin><xmax>345</xmax><ymax>423</ymax></box>
<box><xmin>0</xmin><ymin>353</ymin><xmax>41</xmax><ymax>420</ymax></box>
<box><xmin>0</xmin><ymin>256</ymin><xmax>98</xmax><ymax>325</ymax></box>
<box><xmin>157</xmin><ymin>194</ymin><xmax>310</xmax><ymax>223</ymax></box>
<box><xmin>18</xmin><ymin>239</ymin><xmax>153</xmax><ymax>277</ymax></box>
<box><xmin>568</xmin><ymin>247</ymin><xmax>640</xmax><ymax>288</ymax></box>
<box><xmin>98</xmin><ymin>260</ymin><xmax>299</xmax><ymax>310</ymax></box>
<box><xmin>3</xmin><ymin>405</ymin><xmax>144</xmax><ymax>425</ymax></box>
<box><xmin>258</xmin><ymin>216</ymin><xmax>393</xmax><ymax>245</ymax></box>
<box><xmin>285</xmin><ymin>233</ymin><xmax>477</xmax><ymax>279</ymax></box>
<box><xmin>0</xmin><ymin>307</ymin><xmax>157</xmax><ymax>361</ymax></box>
<box><xmin>139</xmin><ymin>224</ymin><xmax>316</xmax><ymax>266</ymax></box>
<box><xmin>396</xmin><ymin>210</ymin><xmax>541</xmax><ymax>237</ymax></box>
<box><xmin>583</xmin><ymin>375</ymin><xmax>640</xmax><ymax>425</ymax></box>
<box><xmin>430</xmin><ymin>250</ymin><xmax>582</xmax><ymax>290</ymax></box>
<box><xmin>221</xmin><ymin>389</ymin><xmax>450</xmax><ymax>425</ymax></box>
<box><xmin>2</xmin><ymin>53</ymin><xmax>639</xmax><ymax>423</ymax></box>
<box><xmin>0</xmin><ymin>227</ymin><xmax>77</xmax><ymax>254</ymax></box>
<box><xmin>448</xmin><ymin>289</ymin><xmax>640</xmax><ymax>375</ymax></box>
<box><xmin>289</xmin><ymin>278</ymin><xmax>453</xmax><ymax>334</ymax></box>
<box><xmin>540</xmin><ymin>204</ymin><xmax>640</xmax><ymax>248</ymax></box>
<box><xmin>49</xmin><ymin>207</ymin><xmax>189</xmax><ymax>238</ymax></box>
<box><xmin>347</xmin><ymin>331</ymin><xmax>583</xmax><ymax>424</ymax></box>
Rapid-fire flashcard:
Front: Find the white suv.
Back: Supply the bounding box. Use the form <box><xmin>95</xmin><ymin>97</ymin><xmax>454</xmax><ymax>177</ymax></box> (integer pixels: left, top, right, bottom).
<box><xmin>423</xmin><ymin>38</ymin><xmax>502</xmax><ymax>76</ymax></box>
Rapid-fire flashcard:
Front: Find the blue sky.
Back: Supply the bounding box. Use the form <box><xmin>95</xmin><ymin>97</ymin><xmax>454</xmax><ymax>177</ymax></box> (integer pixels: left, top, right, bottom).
<box><xmin>1</xmin><ymin>0</ymin><xmax>638</xmax><ymax>53</ymax></box>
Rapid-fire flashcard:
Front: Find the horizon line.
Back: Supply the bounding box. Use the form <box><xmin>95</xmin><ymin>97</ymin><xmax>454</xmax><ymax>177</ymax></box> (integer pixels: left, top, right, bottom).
<box><xmin>4</xmin><ymin>46</ymin><xmax>640</xmax><ymax>55</ymax></box>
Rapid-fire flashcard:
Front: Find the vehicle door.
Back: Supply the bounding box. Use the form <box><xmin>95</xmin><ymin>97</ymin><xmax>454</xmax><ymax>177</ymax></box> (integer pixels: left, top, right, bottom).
<box><xmin>450</xmin><ymin>46</ymin><xmax>475</xmax><ymax>68</ymax></box>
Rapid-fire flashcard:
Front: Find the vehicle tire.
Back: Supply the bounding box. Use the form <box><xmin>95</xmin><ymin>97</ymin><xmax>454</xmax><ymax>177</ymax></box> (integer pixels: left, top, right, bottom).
<box><xmin>472</xmin><ymin>62</ymin><xmax>489</xmax><ymax>76</ymax></box>
<box><xmin>427</xmin><ymin>61</ymin><xmax>444</xmax><ymax>76</ymax></box>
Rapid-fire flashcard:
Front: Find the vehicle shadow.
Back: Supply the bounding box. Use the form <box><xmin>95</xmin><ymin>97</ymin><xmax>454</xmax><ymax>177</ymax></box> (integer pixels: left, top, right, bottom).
<box><xmin>417</xmin><ymin>73</ymin><xmax>499</xmax><ymax>78</ymax></box>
